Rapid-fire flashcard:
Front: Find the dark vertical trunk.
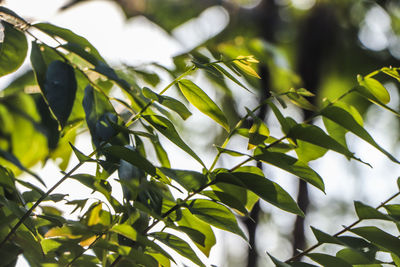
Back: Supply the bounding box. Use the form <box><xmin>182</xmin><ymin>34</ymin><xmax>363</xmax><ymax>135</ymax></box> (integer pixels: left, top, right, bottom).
<box><xmin>243</xmin><ymin>64</ymin><xmax>271</xmax><ymax>267</ymax></box>
<box><xmin>292</xmin><ymin>4</ymin><xmax>338</xmax><ymax>257</ymax></box>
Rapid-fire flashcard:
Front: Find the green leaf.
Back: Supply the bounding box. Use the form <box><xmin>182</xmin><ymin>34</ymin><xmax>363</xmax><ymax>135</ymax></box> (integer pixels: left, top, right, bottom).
<box><xmin>398</xmin><ymin>177</ymin><xmax>400</xmax><ymax>191</ymax></box>
<box><xmin>0</xmin><ymin>22</ymin><xmax>28</xmax><ymax>77</ymax></box>
<box><xmin>69</xmin><ymin>174</ymin><xmax>115</xmax><ymax>204</ymax></box>
<box><xmin>254</xmin><ymin>149</ymin><xmax>324</xmax><ymax>192</ymax></box>
<box><xmin>43</xmin><ymin>60</ymin><xmax>77</xmax><ymax>128</ymax></box>
<box><xmin>31</xmin><ymin>42</ymin><xmax>64</xmax><ymax>89</ymax></box>
<box><xmin>384</xmin><ymin>204</ymin><xmax>400</xmax><ymax>221</ymax></box>
<box><xmin>233</xmin><ymin>57</ymin><xmax>261</xmax><ymax>78</ymax></box>
<box><xmin>0</xmin><ymin>148</ymin><xmax>45</xmax><ymax>186</ymax></box>
<box><xmin>248</xmin><ymin>117</ymin><xmax>270</xmax><ymax>149</ymax></box>
<box><xmin>267</xmin><ymin>101</ymin><xmax>293</xmax><ymax>134</ymax></box>
<box><xmin>212</xmin><ymin>64</ymin><xmax>251</xmax><ymax>92</ymax></box>
<box><xmin>311</xmin><ymin>227</ymin><xmax>341</xmax><ymax>245</ymax></box>
<box><xmin>336</xmin><ymin>248</ymin><xmax>379</xmax><ymax>265</ymax></box>
<box><xmin>148</xmin><ymin>132</ymin><xmax>171</xmax><ymax>168</ymax></box>
<box><xmin>69</xmin><ymin>142</ymin><xmax>93</xmax><ymax>162</ymax></box>
<box><xmin>187</xmin><ymin>199</ymin><xmax>247</xmax><ymax>241</ymax></box>
<box><xmin>215</xmin><ymin>170</ymin><xmax>303</xmax><ymax>216</ymax></box>
<box><xmin>151</xmin><ymin>232</ymin><xmax>205</xmax><ymax>267</ymax></box>
<box><xmin>307</xmin><ymin>253</ymin><xmax>352</xmax><ymax>267</ymax></box>
<box><xmin>295</xmin><ymin>140</ymin><xmax>328</xmax><ymax>162</ymax></box>
<box><xmin>103</xmin><ymin>145</ymin><xmax>156</xmax><ymax>177</ymax></box>
<box><xmin>320</xmin><ymin>105</ymin><xmax>399</xmax><ymax>164</ymax></box>
<box><xmin>287</xmin><ymin>91</ymin><xmax>316</xmax><ymax>111</ymax></box>
<box><xmin>34</xmin><ymin>22</ymin><xmax>105</xmax><ymax>65</ymax></box>
<box><xmin>0</xmin><ymin>243</ymin><xmax>21</xmax><ymax>266</ymax></box>
<box><xmin>288</xmin><ymin>124</ymin><xmax>361</xmax><ymax>162</ymax></box>
<box><xmin>215</xmin><ymin>146</ymin><xmax>248</xmax><ymax>157</ymax></box>
<box><xmin>41</xmin><ymin>238</ymin><xmax>62</xmax><ymax>254</ymax></box>
<box><xmin>82</xmin><ymin>85</ymin><xmax>120</xmax><ymax>148</ymax></box>
<box><xmin>177</xmin><ymin>209</ymin><xmax>216</xmax><ymax>257</ymax></box>
<box><xmin>110</xmin><ymin>224</ymin><xmax>137</xmax><ymax>242</ymax></box>
<box><xmin>178</xmin><ymin>79</ymin><xmax>229</xmax><ymax>131</ymax></box>
<box><xmin>350</xmin><ymin>226</ymin><xmax>400</xmax><ymax>257</ymax></box>
<box><xmin>358</xmin><ymin>76</ymin><xmax>390</xmax><ymax>104</ymax></box>
<box><xmin>354</xmin><ymin>201</ymin><xmax>393</xmax><ymax>221</ymax></box>
<box><xmin>268</xmin><ymin>253</ymin><xmax>291</xmax><ymax>267</ymax></box>
<box><xmin>392</xmin><ymin>253</ymin><xmax>400</xmax><ymax>266</ymax></box>
<box><xmin>211</xmin><ymin>174</ymin><xmax>259</xmax><ymax>212</ymax></box>
<box><xmin>142</xmin><ymin>87</ymin><xmax>192</xmax><ymax>120</ymax></box>
<box><xmin>159</xmin><ymin>168</ymin><xmax>207</xmax><ymax>192</ymax></box>
<box><xmin>201</xmin><ymin>190</ymin><xmax>248</xmax><ymax>215</ymax></box>
<box><xmin>143</xmin><ymin>115</ymin><xmax>205</xmax><ymax>167</ymax></box>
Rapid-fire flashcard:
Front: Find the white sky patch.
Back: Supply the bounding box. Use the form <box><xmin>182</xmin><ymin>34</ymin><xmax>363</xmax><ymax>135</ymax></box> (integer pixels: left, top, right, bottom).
<box><xmin>172</xmin><ymin>6</ymin><xmax>229</xmax><ymax>52</ymax></box>
<box><xmin>358</xmin><ymin>5</ymin><xmax>392</xmax><ymax>51</ymax></box>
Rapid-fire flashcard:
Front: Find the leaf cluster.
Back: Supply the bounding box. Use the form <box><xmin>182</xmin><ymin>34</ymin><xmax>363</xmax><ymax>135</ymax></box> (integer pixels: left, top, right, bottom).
<box><xmin>0</xmin><ymin>6</ymin><xmax>400</xmax><ymax>267</ymax></box>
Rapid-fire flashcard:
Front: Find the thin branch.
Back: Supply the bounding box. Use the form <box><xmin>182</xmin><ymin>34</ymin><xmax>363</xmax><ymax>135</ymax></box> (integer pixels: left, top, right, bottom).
<box><xmin>66</xmin><ymin>232</ymin><xmax>106</xmax><ymax>267</ymax></box>
<box><xmin>0</xmin><ymin>28</ymin><xmax>195</xmax><ymax>248</ymax></box>
<box><xmin>286</xmin><ymin>190</ymin><xmax>400</xmax><ymax>263</ymax></box>
<box><xmin>0</xmin><ymin>151</ymin><xmax>95</xmax><ymax>248</ymax></box>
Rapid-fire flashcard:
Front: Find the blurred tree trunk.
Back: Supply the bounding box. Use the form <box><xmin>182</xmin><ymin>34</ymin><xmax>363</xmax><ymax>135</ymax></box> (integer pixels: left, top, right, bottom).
<box><xmin>243</xmin><ymin>1</ymin><xmax>278</xmax><ymax>266</ymax></box>
<box><xmin>292</xmin><ymin>4</ymin><xmax>338</xmax><ymax>256</ymax></box>
<box><xmin>243</xmin><ymin>63</ymin><xmax>271</xmax><ymax>267</ymax></box>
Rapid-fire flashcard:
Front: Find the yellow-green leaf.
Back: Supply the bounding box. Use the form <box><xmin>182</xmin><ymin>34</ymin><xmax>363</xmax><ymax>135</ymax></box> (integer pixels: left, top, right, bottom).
<box><xmin>178</xmin><ymin>79</ymin><xmax>229</xmax><ymax>131</ymax></box>
<box><xmin>358</xmin><ymin>76</ymin><xmax>390</xmax><ymax>104</ymax></box>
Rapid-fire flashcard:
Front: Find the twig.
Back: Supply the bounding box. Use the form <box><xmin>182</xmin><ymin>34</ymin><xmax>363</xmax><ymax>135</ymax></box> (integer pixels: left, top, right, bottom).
<box><xmin>286</xmin><ymin>190</ymin><xmax>400</xmax><ymax>262</ymax></box>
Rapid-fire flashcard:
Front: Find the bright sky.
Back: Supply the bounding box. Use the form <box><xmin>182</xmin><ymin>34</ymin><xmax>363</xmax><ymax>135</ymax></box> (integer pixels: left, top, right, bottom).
<box><xmin>3</xmin><ymin>1</ymin><xmax>400</xmax><ymax>266</ymax></box>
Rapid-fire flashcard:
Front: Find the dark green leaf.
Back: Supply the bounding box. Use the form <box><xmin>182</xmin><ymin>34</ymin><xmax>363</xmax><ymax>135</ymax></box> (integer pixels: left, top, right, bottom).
<box><xmin>37</xmin><ymin>214</ymin><xmax>65</xmax><ymax>228</ymax></box>
<box><xmin>151</xmin><ymin>232</ymin><xmax>205</xmax><ymax>267</ymax></box>
<box><xmin>200</xmin><ymin>190</ymin><xmax>248</xmax><ymax>215</ymax></box>
<box><xmin>311</xmin><ymin>227</ymin><xmax>341</xmax><ymax>245</ymax></box>
<box><xmin>177</xmin><ymin>209</ymin><xmax>216</xmax><ymax>257</ymax></box>
<box><xmin>216</xmin><ymin>170</ymin><xmax>303</xmax><ymax>216</ymax></box>
<box><xmin>213</xmin><ymin>63</ymin><xmax>251</xmax><ymax>92</ymax></box>
<box><xmin>215</xmin><ymin>146</ymin><xmax>248</xmax><ymax>157</ymax></box>
<box><xmin>178</xmin><ymin>79</ymin><xmax>229</xmax><ymax>131</ymax></box>
<box><xmin>354</xmin><ymin>201</ymin><xmax>392</xmax><ymax>221</ymax></box>
<box><xmin>159</xmin><ymin>168</ymin><xmax>207</xmax><ymax>192</ymax></box>
<box><xmin>0</xmin><ymin>148</ymin><xmax>45</xmax><ymax>186</ymax></box>
<box><xmin>384</xmin><ymin>204</ymin><xmax>400</xmax><ymax>221</ymax></box>
<box><xmin>307</xmin><ymin>253</ymin><xmax>352</xmax><ymax>267</ymax></box>
<box><xmin>321</xmin><ymin>105</ymin><xmax>399</xmax><ymax>164</ymax></box>
<box><xmin>0</xmin><ymin>243</ymin><xmax>22</xmax><ymax>266</ymax></box>
<box><xmin>31</xmin><ymin>42</ymin><xmax>63</xmax><ymax>89</ymax></box>
<box><xmin>267</xmin><ymin>101</ymin><xmax>293</xmax><ymax>134</ymax></box>
<box><xmin>150</xmin><ymin>133</ymin><xmax>171</xmax><ymax>168</ymax></box>
<box><xmin>143</xmin><ymin>115</ymin><xmax>205</xmax><ymax>167</ymax></box>
<box><xmin>336</xmin><ymin>248</ymin><xmax>380</xmax><ymax>265</ymax></box>
<box><xmin>268</xmin><ymin>253</ymin><xmax>291</xmax><ymax>267</ymax></box>
<box><xmin>350</xmin><ymin>226</ymin><xmax>400</xmax><ymax>257</ymax></box>
<box><xmin>70</xmin><ymin>174</ymin><xmax>111</xmax><ymax>200</ymax></box>
<box><xmin>142</xmin><ymin>87</ymin><xmax>192</xmax><ymax>120</ymax></box>
<box><xmin>254</xmin><ymin>149</ymin><xmax>324</xmax><ymax>191</ymax></box>
<box><xmin>248</xmin><ymin>116</ymin><xmax>270</xmax><ymax>149</ymax></box>
<box><xmin>34</xmin><ymin>22</ymin><xmax>105</xmax><ymax>64</ymax></box>
<box><xmin>65</xmin><ymin>199</ymin><xmax>88</xmax><ymax>214</ymax></box>
<box><xmin>69</xmin><ymin>142</ymin><xmax>93</xmax><ymax>162</ymax></box>
<box><xmin>187</xmin><ymin>199</ymin><xmax>247</xmax><ymax>241</ymax></box>
<box><xmin>103</xmin><ymin>145</ymin><xmax>156</xmax><ymax>177</ymax></box>
<box><xmin>0</xmin><ymin>22</ymin><xmax>28</xmax><ymax>77</ymax></box>
<box><xmin>43</xmin><ymin>60</ymin><xmax>77</xmax><ymax>128</ymax></box>
<box><xmin>287</xmin><ymin>124</ymin><xmax>359</xmax><ymax>161</ymax></box>
<box><xmin>82</xmin><ymin>85</ymin><xmax>119</xmax><ymax>148</ymax></box>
